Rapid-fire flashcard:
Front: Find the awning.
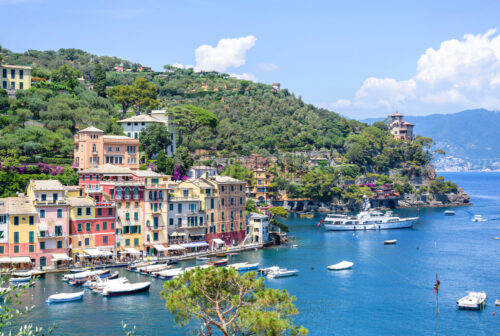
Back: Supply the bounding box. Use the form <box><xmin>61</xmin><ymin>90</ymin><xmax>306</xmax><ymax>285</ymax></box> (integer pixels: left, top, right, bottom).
<box><xmin>125</xmin><ymin>247</ymin><xmax>141</xmax><ymax>255</ymax></box>
<box><xmin>212</xmin><ymin>238</ymin><xmax>225</xmax><ymax>245</ymax></box>
<box><xmin>83</xmin><ymin>249</ymin><xmax>105</xmax><ymax>257</ymax></box>
<box><xmin>0</xmin><ymin>257</ymin><xmax>11</xmax><ymax>264</ymax></box>
<box><xmin>52</xmin><ymin>253</ymin><xmax>72</xmax><ymax>261</ymax></box>
<box><xmin>180</xmin><ymin>242</ymin><xmax>209</xmax><ymax>249</ymax></box>
<box><xmin>153</xmin><ymin>244</ymin><xmax>167</xmax><ymax>252</ymax></box>
<box><xmin>166</xmin><ymin>244</ymin><xmax>185</xmax><ymax>251</ymax></box>
<box><xmin>102</xmin><ymin>251</ymin><xmax>114</xmax><ymax>256</ymax></box>
<box><xmin>11</xmin><ymin>257</ymin><xmax>32</xmax><ymax>264</ymax></box>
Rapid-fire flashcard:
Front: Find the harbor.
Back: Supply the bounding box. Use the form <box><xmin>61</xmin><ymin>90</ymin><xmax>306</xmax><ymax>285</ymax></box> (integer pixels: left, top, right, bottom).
<box><xmin>8</xmin><ymin>172</ymin><xmax>500</xmax><ymax>335</ymax></box>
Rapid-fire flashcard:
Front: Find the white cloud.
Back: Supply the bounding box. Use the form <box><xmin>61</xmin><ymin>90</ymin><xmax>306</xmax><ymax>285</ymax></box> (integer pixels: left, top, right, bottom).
<box><xmin>229</xmin><ymin>73</ymin><xmax>257</xmax><ymax>81</ymax></box>
<box><xmin>194</xmin><ymin>35</ymin><xmax>257</xmax><ymax>72</ymax></box>
<box><xmin>333</xmin><ymin>29</ymin><xmax>500</xmax><ymax>118</ymax></box>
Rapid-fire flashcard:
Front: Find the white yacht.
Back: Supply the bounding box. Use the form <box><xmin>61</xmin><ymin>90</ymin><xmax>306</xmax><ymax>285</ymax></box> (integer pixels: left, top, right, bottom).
<box><xmin>472</xmin><ymin>215</ymin><xmax>486</xmax><ymax>222</ymax></box>
<box><xmin>457</xmin><ymin>291</ymin><xmax>487</xmax><ymax>310</ymax></box>
<box><xmin>323</xmin><ymin>211</ymin><xmax>418</xmax><ymax>231</ymax></box>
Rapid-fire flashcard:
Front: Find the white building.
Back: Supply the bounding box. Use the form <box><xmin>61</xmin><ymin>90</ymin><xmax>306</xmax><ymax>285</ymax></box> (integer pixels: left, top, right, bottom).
<box><xmin>117</xmin><ymin>110</ymin><xmax>177</xmax><ymax>157</ymax></box>
<box><xmin>246</xmin><ymin>213</ymin><xmax>270</xmax><ymax>243</ymax></box>
<box><xmin>187</xmin><ymin>166</ymin><xmax>218</xmax><ymax>179</ymax></box>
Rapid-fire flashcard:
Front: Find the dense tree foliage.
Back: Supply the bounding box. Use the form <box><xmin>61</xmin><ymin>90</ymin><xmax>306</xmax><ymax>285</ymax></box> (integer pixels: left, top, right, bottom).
<box><xmin>221</xmin><ymin>163</ymin><xmax>254</xmax><ymax>185</ymax></box>
<box><xmin>162</xmin><ymin>266</ymin><xmax>307</xmax><ymax>336</ymax></box>
<box><xmin>168</xmin><ymin>105</ymin><xmax>218</xmax><ymax>147</ymax></box>
<box><xmin>93</xmin><ymin>63</ymin><xmax>107</xmax><ymax>97</ymax></box>
<box><xmin>139</xmin><ymin>123</ymin><xmax>172</xmax><ymax>159</ymax></box>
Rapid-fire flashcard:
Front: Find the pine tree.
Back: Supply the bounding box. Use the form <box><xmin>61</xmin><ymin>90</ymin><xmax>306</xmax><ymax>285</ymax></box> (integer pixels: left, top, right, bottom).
<box><xmin>93</xmin><ymin>63</ymin><xmax>106</xmax><ymax>97</ymax></box>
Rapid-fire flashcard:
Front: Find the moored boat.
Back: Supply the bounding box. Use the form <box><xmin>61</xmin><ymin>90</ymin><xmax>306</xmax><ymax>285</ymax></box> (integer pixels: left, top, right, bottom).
<box><xmin>457</xmin><ymin>291</ymin><xmax>487</xmax><ymax>310</ymax></box>
<box><xmin>384</xmin><ymin>240</ymin><xmax>397</xmax><ymax>245</ymax></box>
<box><xmin>266</xmin><ymin>268</ymin><xmax>299</xmax><ymax>279</ymax></box>
<box><xmin>215</xmin><ymin>253</ymin><xmax>227</xmax><ymax>258</ymax></box>
<box><xmin>299</xmin><ymin>212</ymin><xmax>314</xmax><ymax>218</ymax></box>
<box><xmin>63</xmin><ymin>269</ymin><xmax>110</xmax><ymax>282</ymax></box>
<box><xmin>9</xmin><ymin>276</ymin><xmax>31</xmax><ymax>283</ymax></box>
<box><xmin>196</xmin><ymin>256</ymin><xmax>210</xmax><ymax>261</ymax></box>
<box><xmin>237</xmin><ymin>263</ymin><xmax>259</xmax><ymax>272</ymax></box>
<box><xmin>101</xmin><ymin>282</ymin><xmax>151</xmax><ymax>296</ymax></box>
<box><xmin>207</xmin><ymin>258</ymin><xmax>228</xmax><ymax>267</ymax></box>
<box><xmin>11</xmin><ymin>270</ymin><xmax>45</xmax><ymax>278</ymax></box>
<box><xmin>46</xmin><ymin>291</ymin><xmax>84</xmax><ymax>303</ymax></box>
<box><xmin>152</xmin><ymin>267</ymin><xmax>183</xmax><ymax>279</ymax></box>
<box><xmin>472</xmin><ymin>215</ymin><xmax>486</xmax><ymax>222</ymax></box>
<box><xmin>328</xmin><ymin>261</ymin><xmax>354</xmax><ymax>271</ymax></box>
<box><xmin>444</xmin><ymin>210</ymin><xmax>456</xmax><ymax>216</ymax></box>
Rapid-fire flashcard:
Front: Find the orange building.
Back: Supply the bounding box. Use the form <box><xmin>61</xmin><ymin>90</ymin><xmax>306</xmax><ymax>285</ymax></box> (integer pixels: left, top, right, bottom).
<box><xmin>73</xmin><ymin>126</ymin><xmax>140</xmax><ymax>170</ymax></box>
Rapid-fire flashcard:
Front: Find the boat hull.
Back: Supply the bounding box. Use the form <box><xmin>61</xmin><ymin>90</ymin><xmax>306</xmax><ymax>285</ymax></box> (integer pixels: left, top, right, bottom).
<box><xmin>324</xmin><ymin>218</ymin><xmax>417</xmax><ymax>231</ymax></box>
<box><xmin>103</xmin><ymin>283</ymin><xmax>151</xmax><ymax>296</ymax></box>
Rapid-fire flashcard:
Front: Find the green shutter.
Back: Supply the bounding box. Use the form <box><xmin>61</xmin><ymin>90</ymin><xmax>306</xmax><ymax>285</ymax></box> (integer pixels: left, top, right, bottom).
<box><xmin>29</xmin><ymin>231</ymin><xmax>34</xmax><ymax>243</ymax></box>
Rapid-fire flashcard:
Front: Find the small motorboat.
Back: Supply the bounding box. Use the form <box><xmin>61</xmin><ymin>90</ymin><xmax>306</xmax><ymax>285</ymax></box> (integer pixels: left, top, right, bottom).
<box><xmin>227</xmin><ymin>252</ymin><xmax>238</xmax><ymax>257</ymax></box>
<box><xmin>227</xmin><ymin>262</ymin><xmax>248</xmax><ymax>270</ymax></box>
<box><xmin>126</xmin><ymin>261</ymin><xmax>155</xmax><ymax>271</ymax></box>
<box><xmin>46</xmin><ymin>291</ymin><xmax>84</xmax><ymax>303</ymax></box>
<box><xmin>153</xmin><ymin>268</ymin><xmax>183</xmax><ymax>279</ymax></box>
<box><xmin>207</xmin><ymin>258</ymin><xmax>228</xmax><ymax>267</ymax></box>
<box><xmin>215</xmin><ymin>253</ymin><xmax>227</xmax><ymax>258</ymax></box>
<box><xmin>384</xmin><ymin>240</ymin><xmax>397</xmax><ymax>245</ymax></box>
<box><xmin>328</xmin><ymin>261</ymin><xmax>354</xmax><ymax>271</ymax></box>
<box><xmin>11</xmin><ymin>270</ymin><xmax>45</xmax><ymax>278</ymax></box>
<box><xmin>266</xmin><ymin>268</ymin><xmax>299</xmax><ymax>279</ymax></box>
<box><xmin>495</xmin><ymin>299</ymin><xmax>500</xmax><ymax>306</ymax></box>
<box><xmin>9</xmin><ymin>276</ymin><xmax>31</xmax><ymax>283</ymax></box>
<box><xmin>89</xmin><ymin>278</ymin><xmax>129</xmax><ymax>291</ymax></box>
<box><xmin>70</xmin><ymin>268</ymin><xmax>88</xmax><ymax>273</ymax></box>
<box><xmin>472</xmin><ymin>215</ymin><xmax>486</xmax><ymax>222</ymax></box>
<box><xmin>237</xmin><ymin>263</ymin><xmax>259</xmax><ymax>272</ymax></box>
<box><xmin>196</xmin><ymin>256</ymin><xmax>210</xmax><ymax>261</ymax></box>
<box><xmin>139</xmin><ymin>264</ymin><xmax>170</xmax><ymax>275</ymax></box>
<box><xmin>456</xmin><ymin>291</ymin><xmax>487</xmax><ymax>310</ymax></box>
<box><xmin>63</xmin><ymin>269</ymin><xmax>110</xmax><ymax>281</ymax></box>
<box><xmin>101</xmin><ymin>282</ymin><xmax>151</xmax><ymax>296</ymax></box>
<box><xmin>291</xmin><ymin>244</ymin><xmax>298</xmax><ymax>248</ymax></box>
<box><xmin>444</xmin><ymin>210</ymin><xmax>456</xmax><ymax>216</ymax></box>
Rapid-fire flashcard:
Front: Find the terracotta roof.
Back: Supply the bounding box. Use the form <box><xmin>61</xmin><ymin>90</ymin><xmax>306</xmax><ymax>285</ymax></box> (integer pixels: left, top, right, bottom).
<box><xmin>79</xmin><ymin>126</ymin><xmax>104</xmax><ymax>133</ymax></box>
<box><xmin>30</xmin><ymin>180</ymin><xmax>64</xmax><ymax>191</ymax></box>
<box><xmin>402</xmin><ymin>121</ymin><xmax>415</xmax><ymax>126</ymax></box>
<box><xmin>389</xmin><ymin>111</ymin><xmax>404</xmax><ymax>117</ymax></box>
<box><xmin>209</xmin><ymin>175</ymin><xmax>246</xmax><ymax>185</ymax></box>
<box><xmin>103</xmin><ymin>135</ymin><xmax>134</xmax><ymax>140</ymax></box>
<box><xmin>80</xmin><ymin>164</ymin><xmax>133</xmax><ymax>175</ymax></box>
<box><xmin>67</xmin><ymin>197</ymin><xmax>95</xmax><ymax>207</ymax></box>
<box><xmin>118</xmin><ymin>114</ymin><xmax>165</xmax><ymax>124</ymax></box>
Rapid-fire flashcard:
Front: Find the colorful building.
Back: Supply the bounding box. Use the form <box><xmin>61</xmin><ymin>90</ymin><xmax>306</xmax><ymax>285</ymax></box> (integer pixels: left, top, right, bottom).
<box><xmin>206</xmin><ymin>176</ymin><xmax>247</xmax><ymax>246</ymax></box>
<box><xmin>117</xmin><ymin>110</ymin><xmax>176</xmax><ymax>157</ymax></box>
<box><xmin>389</xmin><ymin>111</ymin><xmax>415</xmax><ymax>141</ymax></box>
<box><xmin>0</xmin><ymin>200</ymin><xmax>8</xmax><ymax>257</ymax></box>
<box><xmin>7</xmin><ymin>195</ymin><xmax>37</xmax><ymax>264</ymax></box>
<box><xmin>246</xmin><ymin>213</ymin><xmax>270</xmax><ymax>244</ymax></box>
<box><xmin>73</xmin><ymin>126</ymin><xmax>140</xmax><ymax>170</ymax></box>
<box><xmin>1</xmin><ymin>64</ymin><xmax>31</xmax><ymax>96</ymax></box>
<box><xmin>26</xmin><ymin>180</ymin><xmax>71</xmax><ymax>267</ymax></box>
<box><xmin>247</xmin><ymin>168</ymin><xmax>273</xmax><ymax>203</ymax></box>
<box><xmin>187</xmin><ymin>166</ymin><xmax>218</xmax><ymax>179</ymax></box>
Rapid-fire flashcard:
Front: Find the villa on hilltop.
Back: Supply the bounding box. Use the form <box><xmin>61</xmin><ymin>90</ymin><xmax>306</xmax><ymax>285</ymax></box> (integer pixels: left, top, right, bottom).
<box><xmin>389</xmin><ymin>111</ymin><xmax>415</xmax><ymax>140</ymax></box>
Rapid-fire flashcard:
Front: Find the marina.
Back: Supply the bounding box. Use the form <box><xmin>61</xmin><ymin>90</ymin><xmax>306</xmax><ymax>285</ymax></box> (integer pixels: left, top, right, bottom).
<box><xmin>7</xmin><ymin>173</ymin><xmax>500</xmax><ymax>335</ymax></box>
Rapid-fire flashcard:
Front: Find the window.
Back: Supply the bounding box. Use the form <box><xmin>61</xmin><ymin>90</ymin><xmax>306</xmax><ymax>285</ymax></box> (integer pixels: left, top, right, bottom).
<box><xmin>125</xmin><ymin>213</ymin><xmax>130</xmax><ymax>220</ymax></box>
<box><xmin>108</xmin><ymin>146</ymin><xmax>112</xmax><ymax>152</ymax></box>
<box><xmin>169</xmin><ymin>218</ymin><xmax>174</xmax><ymax>225</ymax></box>
<box><xmin>178</xmin><ymin>204</ymin><xmax>182</xmax><ymax>212</ymax></box>
<box><xmin>11</xmin><ymin>69</ymin><xmax>15</xmax><ymax>79</ymax></box>
<box><xmin>57</xmin><ymin>209</ymin><xmax>62</xmax><ymax>218</ymax></box>
<box><xmin>14</xmin><ymin>217</ymin><xmax>19</xmax><ymax>226</ymax></box>
<box><xmin>111</xmin><ymin>223</ymin><xmax>114</xmax><ymax>229</ymax></box>
<box><xmin>96</xmin><ymin>224</ymin><xmax>100</xmax><ymax>231</ymax></box>
<box><xmin>103</xmin><ymin>236</ymin><xmax>108</xmax><ymax>244</ymax></box>
<box><xmin>231</xmin><ymin>198</ymin><xmax>234</xmax><ymax>205</ymax></box>
<box><xmin>134</xmin><ymin>238</ymin><xmax>139</xmax><ymax>246</ymax></box>
<box><xmin>240</xmin><ymin>209</ymin><xmax>243</xmax><ymax>218</ymax></box>
<box><xmin>153</xmin><ymin>232</ymin><xmax>158</xmax><ymax>241</ymax></box>
<box><xmin>97</xmin><ymin>208</ymin><xmax>102</xmax><ymax>216</ymax></box>
<box><xmin>40</xmin><ymin>209</ymin><xmax>45</xmax><ymax>218</ymax></box>
<box><xmin>126</xmin><ymin>201</ymin><xmax>130</xmax><ymax>208</ymax></box>
<box><xmin>240</xmin><ymin>185</ymin><xmax>243</xmax><ymax>191</ymax></box>
<box><xmin>240</xmin><ymin>197</ymin><xmax>243</xmax><ymax>205</ymax></box>
<box><xmin>82</xmin><ymin>175</ymin><xmax>86</xmax><ymax>181</ymax></box>
<box><xmin>222</xmin><ymin>211</ymin><xmax>225</xmax><ymax>220</ymax></box>
<box><xmin>57</xmin><ymin>240</ymin><xmax>62</xmax><ymax>249</ymax></box>
<box><xmin>41</xmin><ymin>194</ymin><xmax>46</xmax><ymax>201</ymax></box>
<box><xmin>86</xmin><ymin>222</ymin><xmax>91</xmax><ymax>231</ymax></box>
<box><xmin>221</xmin><ymin>224</ymin><xmax>225</xmax><ymax>232</ymax></box>
<box><xmin>116</xmin><ymin>146</ymin><xmax>120</xmax><ymax>152</ymax></box>
<box><xmin>103</xmin><ymin>222</ymin><xmax>107</xmax><ymax>230</ymax></box>
<box><xmin>19</xmin><ymin>82</ymin><xmax>23</xmax><ymax>90</ymax></box>
<box><xmin>2</xmin><ymin>69</ymin><xmax>5</xmax><ymax>78</ymax></box>
<box><xmin>240</xmin><ymin>222</ymin><xmax>243</xmax><ymax>230</ymax></box>
<box><xmin>178</xmin><ymin>218</ymin><xmax>182</xmax><ymax>227</ymax></box>
<box><xmin>231</xmin><ymin>186</ymin><xmax>234</xmax><ymax>192</ymax></box>
<box><xmin>19</xmin><ymin>70</ymin><xmax>23</xmax><ymax>79</ymax></box>
<box><xmin>39</xmin><ymin>242</ymin><xmax>45</xmax><ymax>250</ymax></box>
<box><xmin>231</xmin><ymin>210</ymin><xmax>234</xmax><ymax>220</ymax></box>
<box><xmin>0</xmin><ymin>231</ymin><xmax>3</xmax><ymax>239</ymax></box>
<box><xmin>77</xmin><ymin>208</ymin><xmax>82</xmax><ymax>216</ymax></box>
<box><xmin>169</xmin><ymin>204</ymin><xmax>173</xmax><ymax>211</ymax></box>
<box><xmin>29</xmin><ymin>231</ymin><xmax>34</xmax><ymax>243</ymax></box>
<box><xmin>14</xmin><ymin>232</ymin><xmax>19</xmax><ymax>243</ymax></box>
<box><xmin>85</xmin><ymin>238</ymin><xmax>90</xmax><ymax>246</ymax></box>
<box><xmin>231</xmin><ymin>223</ymin><xmax>234</xmax><ymax>231</ymax></box>
<box><xmin>108</xmin><ymin>208</ymin><xmax>113</xmax><ymax>216</ymax></box>
<box><xmin>14</xmin><ymin>245</ymin><xmax>19</xmax><ymax>253</ymax></box>
<box><xmin>211</xmin><ymin>213</ymin><xmax>214</xmax><ymax>223</ymax></box>
<box><xmin>134</xmin><ymin>212</ymin><xmax>138</xmax><ymax>220</ymax></box>
<box><xmin>78</xmin><ymin>241</ymin><xmax>82</xmax><ymax>247</ymax></box>
<box><xmin>77</xmin><ymin>223</ymin><xmax>82</xmax><ymax>232</ymax></box>
<box><xmin>29</xmin><ymin>216</ymin><xmax>34</xmax><ymax>225</ymax></box>
<box><xmin>135</xmin><ymin>202</ymin><xmax>139</xmax><ymax>208</ymax></box>
<box><xmin>86</xmin><ymin>208</ymin><xmax>91</xmax><ymax>216</ymax></box>
<box><xmin>210</xmin><ymin>198</ymin><xmax>214</xmax><ymax>209</ymax></box>
<box><xmin>29</xmin><ymin>245</ymin><xmax>34</xmax><ymax>252</ymax></box>
<box><xmin>221</xmin><ymin>186</ymin><xmax>225</xmax><ymax>192</ymax></box>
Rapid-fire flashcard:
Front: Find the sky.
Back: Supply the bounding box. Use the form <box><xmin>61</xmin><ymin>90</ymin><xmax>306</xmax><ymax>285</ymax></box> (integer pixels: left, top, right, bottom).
<box><xmin>2</xmin><ymin>0</ymin><xmax>500</xmax><ymax>119</ymax></box>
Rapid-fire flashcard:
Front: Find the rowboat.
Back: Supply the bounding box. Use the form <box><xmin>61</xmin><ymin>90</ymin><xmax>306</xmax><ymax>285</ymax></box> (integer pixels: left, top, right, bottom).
<box><xmin>207</xmin><ymin>258</ymin><xmax>228</xmax><ymax>267</ymax></box>
<box><xmin>46</xmin><ymin>291</ymin><xmax>84</xmax><ymax>303</ymax></box>
<box><xmin>457</xmin><ymin>291</ymin><xmax>487</xmax><ymax>310</ymax></box>
<box><xmin>215</xmin><ymin>253</ymin><xmax>227</xmax><ymax>258</ymax></box>
<box><xmin>384</xmin><ymin>240</ymin><xmax>397</xmax><ymax>245</ymax></box>
<box><xmin>299</xmin><ymin>212</ymin><xmax>314</xmax><ymax>218</ymax></box>
<box><xmin>101</xmin><ymin>282</ymin><xmax>151</xmax><ymax>296</ymax></box>
<box><xmin>9</xmin><ymin>276</ymin><xmax>31</xmax><ymax>283</ymax></box>
<box><xmin>328</xmin><ymin>261</ymin><xmax>354</xmax><ymax>271</ymax></box>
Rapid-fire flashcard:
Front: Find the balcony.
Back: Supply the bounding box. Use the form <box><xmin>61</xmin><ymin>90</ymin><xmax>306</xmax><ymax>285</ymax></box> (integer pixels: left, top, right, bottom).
<box><xmin>86</xmin><ymin>186</ymin><xmax>103</xmax><ymax>194</ymax></box>
<box><xmin>38</xmin><ymin>231</ymin><xmax>64</xmax><ymax>239</ymax></box>
<box><xmin>148</xmin><ymin>225</ymin><xmax>166</xmax><ymax>231</ymax></box>
<box><xmin>169</xmin><ymin>197</ymin><xmax>199</xmax><ymax>202</ymax></box>
<box><xmin>177</xmin><ymin>224</ymin><xmax>207</xmax><ymax>229</ymax></box>
<box><xmin>34</xmin><ymin>199</ymin><xmax>68</xmax><ymax>205</ymax></box>
<box><xmin>95</xmin><ymin>201</ymin><xmax>115</xmax><ymax>207</ymax></box>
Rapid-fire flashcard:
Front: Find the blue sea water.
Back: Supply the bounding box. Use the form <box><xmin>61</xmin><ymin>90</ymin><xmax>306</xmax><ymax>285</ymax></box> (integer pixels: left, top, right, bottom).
<box><xmin>12</xmin><ymin>172</ymin><xmax>500</xmax><ymax>335</ymax></box>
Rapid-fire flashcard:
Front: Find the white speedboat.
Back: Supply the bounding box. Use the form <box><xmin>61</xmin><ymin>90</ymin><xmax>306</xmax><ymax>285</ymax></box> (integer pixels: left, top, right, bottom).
<box><xmin>196</xmin><ymin>256</ymin><xmax>210</xmax><ymax>261</ymax></box>
<box><xmin>457</xmin><ymin>291</ymin><xmax>487</xmax><ymax>310</ymax></box>
<box><xmin>85</xmin><ymin>277</ymin><xmax>129</xmax><ymax>290</ymax></box>
<box><xmin>63</xmin><ymin>270</ymin><xmax>109</xmax><ymax>281</ymax></box>
<box><xmin>101</xmin><ymin>282</ymin><xmax>151</xmax><ymax>296</ymax></box>
<box><xmin>152</xmin><ymin>267</ymin><xmax>183</xmax><ymax>279</ymax></box>
<box><xmin>444</xmin><ymin>210</ymin><xmax>456</xmax><ymax>216</ymax></box>
<box><xmin>266</xmin><ymin>267</ymin><xmax>299</xmax><ymax>279</ymax></box>
<box><xmin>9</xmin><ymin>276</ymin><xmax>31</xmax><ymax>283</ymax></box>
<box><xmin>46</xmin><ymin>291</ymin><xmax>84</xmax><ymax>303</ymax></box>
<box><xmin>237</xmin><ymin>263</ymin><xmax>260</xmax><ymax>272</ymax></box>
<box><xmin>227</xmin><ymin>262</ymin><xmax>248</xmax><ymax>270</ymax></box>
<box><xmin>328</xmin><ymin>261</ymin><xmax>354</xmax><ymax>271</ymax></box>
<box><xmin>472</xmin><ymin>215</ymin><xmax>486</xmax><ymax>222</ymax></box>
<box><xmin>384</xmin><ymin>239</ymin><xmax>397</xmax><ymax>245</ymax></box>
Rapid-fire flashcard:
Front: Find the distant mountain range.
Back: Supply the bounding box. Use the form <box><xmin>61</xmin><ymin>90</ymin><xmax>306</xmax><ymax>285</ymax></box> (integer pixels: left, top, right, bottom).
<box><xmin>362</xmin><ymin>109</ymin><xmax>500</xmax><ymax>171</ymax></box>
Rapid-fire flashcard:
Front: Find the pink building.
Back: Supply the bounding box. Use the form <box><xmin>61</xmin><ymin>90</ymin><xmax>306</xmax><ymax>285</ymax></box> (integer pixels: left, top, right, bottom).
<box><xmin>73</xmin><ymin>126</ymin><xmax>140</xmax><ymax>171</ymax></box>
<box><xmin>27</xmin><ymin>180</ymin><xmax>71</xmax><ymax>267</ymax></box>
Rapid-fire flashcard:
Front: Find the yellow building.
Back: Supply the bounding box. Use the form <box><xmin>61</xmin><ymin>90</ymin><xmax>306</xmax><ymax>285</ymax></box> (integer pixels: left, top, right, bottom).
<box><xmin>68</xmin><ymin>197</ymin><xmax>96</xmax><ymax>258</ymax></box>
<box><xmin>7</xmin><ymin>195</ymin><xmax>37</xmax><ymax>264</ymax></box>
<box><xmin>248</xmin><ymin>168</ymin><xmax>273</xmax><ymax>203</ymax></box>
<box><xmin>1</xmin><ymin>64</ymin><xmax>31</xmax><ymax>94</ymax></box>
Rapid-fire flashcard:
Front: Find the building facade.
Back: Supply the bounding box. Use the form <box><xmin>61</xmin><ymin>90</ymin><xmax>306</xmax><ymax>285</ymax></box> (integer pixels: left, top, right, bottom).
<box><xmin>246</xmin><ymin>213</ymin><xmax>270</xmax><ymax>244</ymax></box>
<box><xmin>1</xmin><ymin>64</ymin><xmax>31</xmax><ymax>96</ymax></box>
<box><xmin>73</xmin><ymin>126</ymin><xmax>140</xmax><ymax>170</ymax></box>
<box><xmin>7</xmin><ymin>195</ymin><xmax>37</xmax><ymax>264</ymax></box>
<box><xmin>389</xmin><ymin>112</ymin><xmax>415</xmax><ymax>141</ymax></box>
